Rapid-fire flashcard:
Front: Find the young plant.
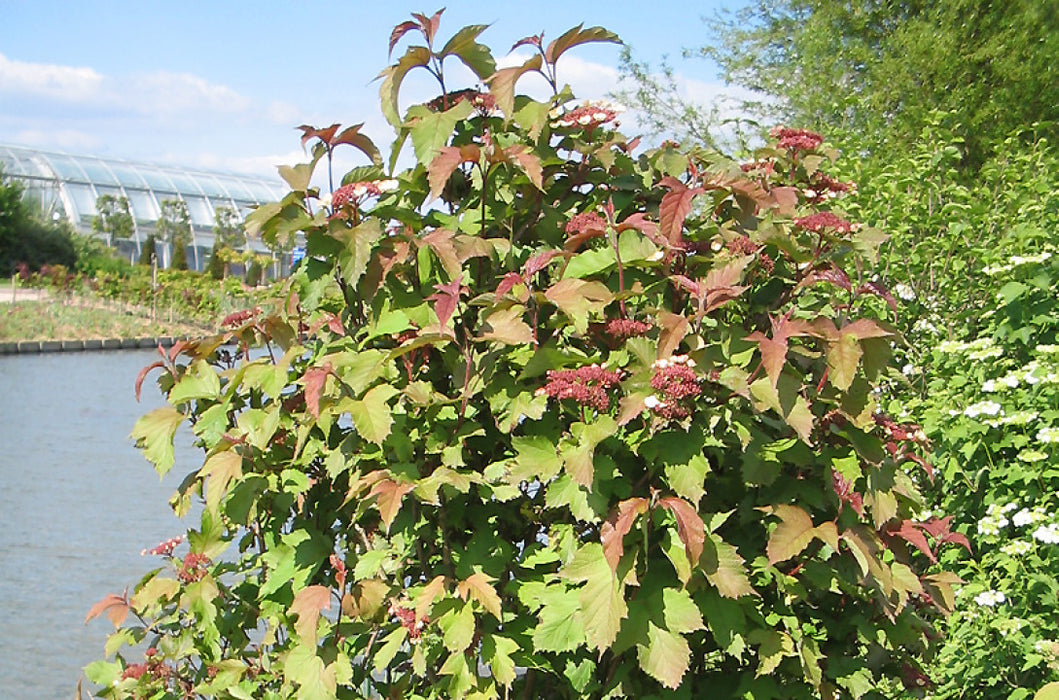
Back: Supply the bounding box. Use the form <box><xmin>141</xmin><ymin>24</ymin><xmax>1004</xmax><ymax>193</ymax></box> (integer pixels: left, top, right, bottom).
<box><xmin>85</xmin><ymin>12</ymin><xmax>959</xmax><ymax>700</ymax></box>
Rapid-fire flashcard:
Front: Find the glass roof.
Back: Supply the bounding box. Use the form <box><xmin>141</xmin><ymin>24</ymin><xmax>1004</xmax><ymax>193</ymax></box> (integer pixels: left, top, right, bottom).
<box><xmin>0</xmin><ymin>143</ymin><xmax>285</xmax><ymax>230</ymax></box>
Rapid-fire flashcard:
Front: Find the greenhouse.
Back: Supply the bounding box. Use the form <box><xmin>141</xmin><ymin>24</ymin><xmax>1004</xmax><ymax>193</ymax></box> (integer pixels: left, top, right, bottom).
<box><xmin>0</xmin><ymin>143</ymin><xmax>287</xmax><ymax>271</ymax></box>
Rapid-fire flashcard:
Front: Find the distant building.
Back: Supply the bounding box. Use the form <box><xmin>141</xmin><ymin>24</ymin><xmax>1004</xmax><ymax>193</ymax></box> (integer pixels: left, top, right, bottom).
<box><xmin>0</xmin><ymin>143</ymin><xmax>287</xmax><ymax>271</ymax></box>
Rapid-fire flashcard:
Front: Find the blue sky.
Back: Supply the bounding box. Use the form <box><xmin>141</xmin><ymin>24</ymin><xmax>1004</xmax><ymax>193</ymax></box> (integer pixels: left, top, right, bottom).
<box><xmin>1</xmin><ymin>1</ymin><xmax>748</xmax><ymax>180</ymax></box>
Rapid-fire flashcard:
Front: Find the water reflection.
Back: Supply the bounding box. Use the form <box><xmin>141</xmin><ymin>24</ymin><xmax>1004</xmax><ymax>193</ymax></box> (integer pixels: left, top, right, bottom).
<box><xmin>0</xmin><ymin>350</ymin><xmax>200</xmax><ymax>699</ymax></box>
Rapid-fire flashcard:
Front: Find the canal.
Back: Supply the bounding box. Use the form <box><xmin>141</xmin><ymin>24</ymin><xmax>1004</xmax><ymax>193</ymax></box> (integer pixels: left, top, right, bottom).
<box><xmin>0</xmin><ymin>350</ymin><xmax>199</xmax><ymax>699</ymax></box>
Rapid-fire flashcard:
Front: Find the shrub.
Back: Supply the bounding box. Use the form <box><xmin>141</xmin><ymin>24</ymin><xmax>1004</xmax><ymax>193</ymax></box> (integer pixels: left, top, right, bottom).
<box><xmin>85</xmin><ymin>13</ymin><xmax>958</xmax><ymax>699</ymax></box>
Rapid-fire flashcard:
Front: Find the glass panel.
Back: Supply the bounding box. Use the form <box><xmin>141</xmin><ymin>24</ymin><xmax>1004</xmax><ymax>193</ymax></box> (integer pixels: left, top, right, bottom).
<box><xmin>65</xmin><ymin>183</ymin><xmax>99</xmax><ymax>221</ymax></box>
<box><xmin>216</xmin><ymin>176</ymin><xmax>255</xmax><ymax>200</ymax></box>
<box><xmin>48</xmin><ymin>156</ymin><xmax>90</xmax><ymax>182</ymax></box>
<box><xmin>194</xmin><ymin>175</ymin><xmax>227</xmax><ymax>197</ymax></box>
<box><xmin>76</xmin><ymin>159</ymin><xmax>119</xmax><ymax>186</ymax></box>
<box><xmin>109</xmin><ymin>164</ymin><xmax>149</xmax><ymax>189</ymax></box>
<box><xmin>125</xmin><ymin>190</ymin><xmax>158</xmax><ymax>222</ymax></box>
<box><xmin>137</xmin><ymin>168</ymin><xmax>178</xmax><ymax>194</ymax></box>
<box><xmin>185</xmin><ymin>196</ymin><xmax>214</xmax><ymax>228</ymax></box>
<box><xmin>165</xmin><ymin>172</ymin><xmax>203</xmax><ymax>195</ymax></box>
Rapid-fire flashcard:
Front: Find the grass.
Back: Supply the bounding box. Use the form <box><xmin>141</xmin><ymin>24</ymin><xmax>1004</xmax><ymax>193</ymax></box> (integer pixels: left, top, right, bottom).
<box><xmin>0</xmin><ymin>298</ymin><xmax>213</xmax><ymax>342</ymax></box>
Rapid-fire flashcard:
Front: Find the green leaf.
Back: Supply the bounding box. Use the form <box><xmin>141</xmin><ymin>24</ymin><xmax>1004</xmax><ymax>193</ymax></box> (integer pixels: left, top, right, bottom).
<box><xmin>169</xmin><ymin>359</ymin><xmax>221</xmax><ymax>404</ymax></box>
<box><xmin>483</xmin><ymin>634</ymin><xmax>520</xmax><ymax>687</ymax></box>
<box><xmin>130</xmin><ymin>406</ymin><xmax>184</xmax><ymax>477</ymax></box>
<box><xmin>347</xmin><ymin>384</ymin><xmax>399</xmax><ymax>445</ymax></box>
<box><xmin>458</xmin><ymin>572</ymin><xmax>503</xmax><ymax>620</ymax></box>
<box><xmin>661</xmin><ymin>587</ymin><xmax>704</xmax><ymax>634</ymax></box>
<box><xmin>532</xmin><ymin>584</ymin><xmax>585</xmax><ymax>653</ymax></box>
<box><xmin>827</xmin><ymin>332</ymin><xmax>863</xmax><ymax>391</ymax></box>
<box><xmin>510</xmin><ymin>434</ymin><xmax>562</xmax><ymax>482</ymax></box>
<box><xmin>562</xmin><ymin>543</ymin><xmax>627</xmax><ymax>652</ymax></box>
<box><xmin>439</xmin><ymin>24</ymin><xmax>496</xmax><ymax>79</ymax></box>
<box><xmin>767</xmin><ymin>504</ymin><xmax>816</xmax><ymax>565</ymax></box>
<box><xmin>665</xmin><ymin>453</ymin><xmax>711</xmax><ymax>507</ymax></box>
<box><xmin>544</xmin><ymin>24</ymin><xmax>621</xmax><ymax>64</ymax></box>
<box><xmin>333</xmin><ymin>218</ymin><xmax>382</xmax><ymax>291</ymax></box>
<box><xmin>372</xmin><ymin>626</ymin><xmax>408</xmax><ymax>672</ymax></box>
<box><xmin>544</xmin><ymin>279</ymin><xmax>614</xmax><ymax>334</ymax></box>
<box><xmin>286</xmin><ymin>642</ymin><xmax>337</xmax><ymax>700</ymax></box>
<box><xmin>702</xmin><ymin>533</ymin><xmax>755</xmax><ymax>598</ymax></box>
<box><xmin>201</xmin><ymin>450</ymin><xmax>243</xmax><ymax>513</ymax></box>
<box><xmin>379</xmin><ymin>45</ymin><xmax>431</xmax><ymax>128</ymax></box>
<box><xmin>486</xmin><ymin>55</ymin><xmax>543</xmax><ymax>117</ymax></box>
<box><xmin>562</xmin><ymin>416</ymin><xmax>618</xmax><ymax>486</ymax></box>
<box><xmin>439</xmin><ymin>601</ymin><xmax>476</xmax><ymax>652</ymax></box>
<box><xmin>290</xmin><ymin>585</ymin><xmax>331</xmax><ymax>644</ymax></box>
<box><xmin>637</xmin><ymin>622</ymin><xmax>690</xmax><ymax>690</ymax></box>
<box><xmin>407</xmin><ymin>100</ymin><xmax>474</xmax><ymax>165</ymax></box>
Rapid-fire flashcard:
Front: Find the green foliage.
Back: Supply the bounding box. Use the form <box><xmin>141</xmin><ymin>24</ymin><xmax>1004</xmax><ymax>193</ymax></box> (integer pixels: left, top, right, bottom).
<box><xmin>0</xmin><ymin>166</ymin><xmax>78</xmax><ymax>273</ymax></box>
<box><xmin>87</xmin><ymin>12</ymin><xmax>955</xmax><ymax>699</ymax></box>
<box><xmin>708</xmin><ymin>1</ymin><xmax>1058</xmax><ymax>166</ymax></box>
<box><xmin>139</xmin><ymin>233</ymin><xmax>158</xmax><ymax>267</ymax></box>
<box><xmin>159</xmin><ymin>199</ymin><xmax>192</xmax><ymax>270</ymax></box>
<box><xmin>842</xmin><ymin>128</ymin><xmax>1059</xmax><ymax>698</ymax></box>
<box><xmin>93</xmin><ymin>194</ymin><xmax>134</xmax><ymax>243</ymax></box>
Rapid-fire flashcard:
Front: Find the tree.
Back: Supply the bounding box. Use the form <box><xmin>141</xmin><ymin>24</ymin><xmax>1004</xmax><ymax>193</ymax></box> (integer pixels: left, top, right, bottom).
<box><xmin>207</xmin><ymin>206</ymin><xmax>244</xmax><ymax>279</ymax></box>
<box><xmin>86</xmin><ymin>13</ymin><xmax>958</xmax><ymax>699</ymax></box>
<box><xmin>621</xmin><ymin>0</ymin><xmax>1059</xmax><ymax>168</ymax></box>
<box><xmin>92</xmin><ymin>194</ymin><xmax>134</xmax><ymax>247</ymax></box>
<box><xmin>0</xmin><ymin>166</ymin><xmax>77</xmax><ymax>273</ymax></box>
<box><xmin>157</xmin><ymin>199</ymin><xmax>191</xmax><ymax>270</ymax></box>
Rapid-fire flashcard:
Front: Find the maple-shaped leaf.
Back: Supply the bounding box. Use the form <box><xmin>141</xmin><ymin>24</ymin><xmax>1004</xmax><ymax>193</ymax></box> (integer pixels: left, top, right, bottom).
<box><xmin>342</xmin><ymin>579</ymin><xmax>390</xmax><ymax>620</ymax></box>
<box><xmin>766</xmin><ymin>504</ymin><xmax>816</xmax><ymax>565</ymax></box>
<box><xmin>427</xmin><ymin>144</ymin><xmax>481</xmax><ymax>201</ymax></box>
<box><xmin>745</xmin><ymin>314</ymin><xmax>812</xmax><ymax>389</ymax></box>
<box><xmin>422</xmin><ymin>229</ymin><xmax>462</xmax><ymax>279</ymax></box>
<box><xmin>438</xmin><ymin>24</ymin><xmax>495</xmax><ymax>80</ymax></box>
<box><xmin>134</xmin><ymin>360</ymin><xmax>167</xmax><ymax>402</ymax></box>
<box><xmin>917</xmin><ymin>516</ymin><xmax>972</xmax><ymax>555</ymax></box>
<box><xmin>658</xmin><ymin>176</ymin><xmax>704</xmax><ymax>246</ymax></box>
<box><xmin>616</xmin><ymin>212</ymin><xmax>665</xmax><ymax>248</ymax></box>
<box><xmin>84</xmin><ymin>591</ymin><xmax>129</xmax><ymax>627</ymax></box>
<box><xmin>297</xmin><ymin>123</ymin><xmax>339</xmax><ymax>150</ymax></box>
<box><xmin>886</xmin><ymin>519</ymin><xmax>936</xmax><ymax>562</ymax></box>
<box><xmin>658</xmin><ymin>497</ymin><xmax>705</xmax><ymax>565</ymax></box>
<box><xmin>499</xmin><ymin>144</ymin><xmax>543</xmax><ymax>190</ymax></box>
<box><xmin>302</xmin><ymin>364</ymin><xmax>333</xmax><ymax>420</ymax></box>
<box><xmin>637</xmin><ymin>622</ymin><xmax>691</xmax><ymax>689</ymax></box>
<box><xmin>701</xmin><ymin>258</ymin><xmax>750</xmax><ymax>314</ymax></box>
<box><xmin>494</xmin><ymin>272</ymin><xmax>525</xmax><ymax>299</ymax></box>
<box><xmin>701</xmin><ymin>533</ymin><xmax>755</xmax><ymax>599</ymax></box>
<box><xmin>656</xmin><ymin>311</ymin><xmax>689</xmax><ymax>360</ymax></box>
<box><xmin>428</xmin><ymin>277</ymin><xmax>465</xmax><ymax>328</ymax></box>
<box><xmin>544</xmin><ymin>24</ymin><xmax>621</xmax><ymax>64</ymax></box>
<box><xmin>858</xmin><ymin>280</ymin><xmax>898</xmax><ymax>314</ymax></box>
<box><xmin>522</xmin><ymin>250</ymin><xmax>561</xmax><ymax>279</ymax></box>
<box><xmin>796</xmin><ymin>262</ymin><xmax>852</xmax><ymax>292</ymax></box>
<box><xmin>562</xmin><ymin>543</ymin><xmax>627</xmax><ymax>652</ymax></box>
<box><xmin>600</xmin><ymin>497</ymin><xmax>650</xmax><ymax>570</ymax></box>
<box><xmin>370</xmin><ymin>478</ymin><xmax>415</xmax><ymax>530</ymax></box>
<box><xmin>486</xmin><ymin>54</ymin><xmax>543</xmax><ymax>117</ymax></box>
<box><xmin>290</xmin><ymin>585</ymin><xmax>331</xmax><ymax>643</ymax></box>
<box><xmin>414</xmin><ymin>575</ymin><xmax>447</xmax><ymax>623</ymax></box>
<box><xmin>457</xmin><ymin>572</ymin><xmax>503</xmax><ymax>620</ymax></box>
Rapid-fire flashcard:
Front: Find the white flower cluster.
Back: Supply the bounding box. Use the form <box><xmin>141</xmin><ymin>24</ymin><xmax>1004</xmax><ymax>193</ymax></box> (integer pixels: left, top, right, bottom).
<box><xmin>1033</xmin><ymin>523</ymin><xmax>1059</xmax><ymax>544</ymax></box>
<box><xmin>1037</xmin><ymin>344</ymin><xmax>1059</xmax><ymax>355</ymax></box>
<box><xmin>1037</xmin><ymin>426</ymin><xmax>1059</xmax><ymax>444</ymax></box>
<box><xmin>973</xmin><ymin>589</ymin><xmax>1007</xmax><ymax>607</ymax></box>
<box><xmin>893</xmin><ymin>283</ymin><xmax>916</xmax><ymax>302</ymax></box>
<box><xmin>1001</xmin><ymin>540</ymin><xmax>1033</xmax><ymax>556</ymax></box>
<box><xmin>978</xmin><ymin>502</ymin><xmax>1017</xmax><ymax>536</ymax></box>
<box><xmin>938</xmin><ymin>337</ymin><xmax>1004</xmax><ymax>361</ymax></box>
<box><xmin>999</xmin><ymin>410</ymin><xmax>1039</xmax><ymax>426</ymax></box>
<box><xmin>1013</xmin><ymin>506</ymin><xmax>1049</xmax><ymax>528</ymax></box>
<box><xmin>983</xmin><ymin>250</ymin><xmax>1053</xmax><ymax>275</ymax></box>
<box><xmin>964</xmin><ymin>400</ymin><xmax>1003</xmax><ymax>418</ymax></box>
<box><xmin>912</xmin><ymin>318</ymin><xmax>940</xmax><ymax>336</ymax></box>
<box><xmin>550</xmin><ymin>100</ymin><xmax>625</xmax><ymax>129</ymax></box>
<box><xmin>653</xmin><ymin>355</ymin><xmax>696</xmax><ymax>370</ymax></box>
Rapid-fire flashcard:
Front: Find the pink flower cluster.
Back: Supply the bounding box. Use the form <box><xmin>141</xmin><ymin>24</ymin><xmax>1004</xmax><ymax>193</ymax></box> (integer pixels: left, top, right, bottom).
<box><xmin>794</xmin><ymin>212</ymin><xmax>854</xmax><ymax>234</ymax></box>
<box><xmin>426</xmin><ymin>88</ymin><xmax>497</xmax><ymax>115</ymax></box>
<box><xmin>120</xmin><ymin>649</ymin><xmax>170</xmax><ymax>682</ymax></box>
<box><xmin>645</xmin><ymin>356</ymin><xmax>702</xmax><ymax>420</ymax></box>
<box><xmin>804</xmin><ymin>173</ymin><xmax>856</xmax><ymax>202</ymax></box>
<box><xmin>602</xmin><ymin>318</ymin><xmax>652</xmax><ymax>342</ymax></box>
<box><xmin>552</xmin><ymin>100</ymin><xmax>623</xmax><ymax>131</ymax></box>
<box><xmin>177</xmin><ymin>553</ymin><xmax>211</xmax><ymax>583</ymax></box>
<box><xmin>330</xmin><ymin>179</ymin><xmax>399</xmax><ymax>215</ymax></box>
<box><xmin>537</xmin><ymin>364</ymin><xmax>623</xmax><ymax>412</ymax></box>
<box><xmin>222</xmin><ymin>306</ymin><xmax>262</xmax><ymax>329</ymax></box>
<box><xmin>727</xmin><ymin>236</ymin><xmax>761</xmax><ymax>256</ymax></box>
<box><xmin>389</xmin><ymin>602</ymin><xmax>429</xmax><ymax>640</ymax></box>
<box><xmin>770</xmin><ymin>126</ymin><xmax>824</xmax><ymax>152</ymax></box>
<box><xmin>740</xmin><ymin>159</ymin><xmax>775</xmax><ymax>176</ymax></box>
<box><xmin>141</xmin><ymin>535</ymin><xmax>185</xmax><ymax>557</ymax></box>
<box><xmin>565</xmin><ymin>211</ymin><xmax>606</xmax><ymax>237</ymax></box>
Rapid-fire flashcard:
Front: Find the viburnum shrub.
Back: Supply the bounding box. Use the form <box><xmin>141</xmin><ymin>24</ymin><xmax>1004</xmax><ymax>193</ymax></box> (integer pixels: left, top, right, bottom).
<box><xmin>84</xmin><ymin>11</ymin><xmax>961</xmax><ymax>699</ymax></box>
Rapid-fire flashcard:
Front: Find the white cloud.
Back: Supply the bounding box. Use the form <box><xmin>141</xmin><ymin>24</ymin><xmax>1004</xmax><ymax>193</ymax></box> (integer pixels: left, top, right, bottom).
<box><xmin>0</xmin><ymin>52</ymin><xmax>103</xmax><ymax>101</ymax></box>
<box><xmin>13</xmin><ymin>128</ymin><xmax>101</xmax><ymax>151</ymax></box>
<box><xmin>122</xmin><ymin>71</ymin><xmax>251</xmax><ymax>116</ymax></box>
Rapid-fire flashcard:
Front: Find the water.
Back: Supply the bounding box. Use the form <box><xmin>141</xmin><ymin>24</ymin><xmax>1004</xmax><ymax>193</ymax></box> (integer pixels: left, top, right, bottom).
<box><xmin>0</xmin><ymin>350</ymin><xmax>200</xmax><ymax>699</ymax></box>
